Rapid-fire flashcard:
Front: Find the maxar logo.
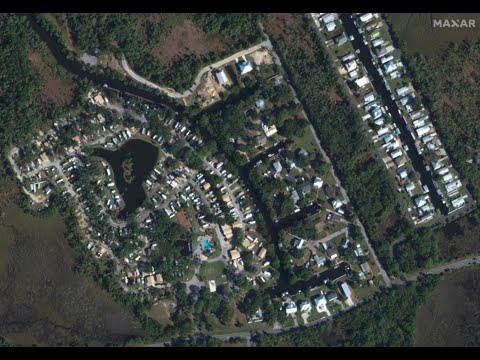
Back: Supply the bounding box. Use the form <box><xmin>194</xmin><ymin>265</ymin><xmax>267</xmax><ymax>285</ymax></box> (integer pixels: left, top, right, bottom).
<box><xmin>433</xmin><ymin>19</ymin><xmax>476</xmax><ymax>28</ymax></box>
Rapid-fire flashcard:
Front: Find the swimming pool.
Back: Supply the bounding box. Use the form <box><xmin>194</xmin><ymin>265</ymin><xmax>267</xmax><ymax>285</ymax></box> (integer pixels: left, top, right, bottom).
<box><xmin>203</xmin><ymin>238</ymin><xmax>211</xmax><ymax>250</ymax></box>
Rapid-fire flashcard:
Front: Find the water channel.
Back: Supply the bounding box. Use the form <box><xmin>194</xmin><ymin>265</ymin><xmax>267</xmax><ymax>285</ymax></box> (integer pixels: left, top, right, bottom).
<box><xmin>338</xmin><ymin>14</ymin><xmax>446</xmax><ymax>214</ymax></box>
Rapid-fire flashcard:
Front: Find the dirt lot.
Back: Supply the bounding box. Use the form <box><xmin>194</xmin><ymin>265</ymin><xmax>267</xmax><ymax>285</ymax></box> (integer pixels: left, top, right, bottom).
<box><xmin>436</xmin><ymin>210</ymin><xmax>480</xmax><ymax>260</ymax></box>
<box><xmin>0</xmin><ymin>205</ymin><xmax>144</xmax><ymax>346</ymax></box>
<box><xmin>152</xmin><ymin>19</ymin><xmax>227</xmax><ymax>66</ymax></box>
<box><xmin>415</xmin><ymin>266</ymin><xmax>480</xmax><ymax>346</ymax></box>
<box><xmin>147</xmin><ymin>301</ymin><xmax>173</xmax><ymax>327</ymax></box>
<box><xmin>28</xmin><ymin>49</ymin><xmax>76</xmax><ymax>107</ymax></box>
<box><xmin>385</xmin><ymin>13</ymin><xmax>480</xmax><ymax>57</ymax></box>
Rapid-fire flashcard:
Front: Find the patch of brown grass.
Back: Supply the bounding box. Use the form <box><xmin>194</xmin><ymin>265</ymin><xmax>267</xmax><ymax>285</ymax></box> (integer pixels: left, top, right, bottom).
<box><xmin>415</xmin><ymin>266</ymin><xmax>480</xmax><ymax>346</ymax></box>
<box><xmin>264</xmin><ymin>14</ymin><xmax>316</xmax><ymax>57</ymax></box>
<box><xmin>28</xmin><ymin>50</ymin><xmax>75</xmax><ymax>106</ymax></box>
<box><xmin>151</xmin><ymin>20</ymin><xmax>227</xmax><ymax>66</ymax></box>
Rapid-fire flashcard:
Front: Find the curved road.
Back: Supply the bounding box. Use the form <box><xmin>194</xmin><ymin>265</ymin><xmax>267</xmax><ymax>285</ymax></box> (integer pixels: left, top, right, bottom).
<box><xmin>120</xmin><ymin>41</ymin><xmax>271</xmax><ymax>99</ymax></box>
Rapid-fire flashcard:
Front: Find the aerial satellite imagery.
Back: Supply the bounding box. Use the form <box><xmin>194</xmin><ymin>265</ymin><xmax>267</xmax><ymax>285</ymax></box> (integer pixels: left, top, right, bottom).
<box><xmin>0</xmin><ymin>12</ymin><xmax>479</xmax><ymax>348</ymax></box>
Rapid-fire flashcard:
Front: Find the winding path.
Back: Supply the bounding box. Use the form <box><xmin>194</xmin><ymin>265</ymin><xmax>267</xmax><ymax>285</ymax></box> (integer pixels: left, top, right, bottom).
<box><xmin>120</xmin><ymin>41</ymin><xmax>271</xmax><ymax>99</ymax></box>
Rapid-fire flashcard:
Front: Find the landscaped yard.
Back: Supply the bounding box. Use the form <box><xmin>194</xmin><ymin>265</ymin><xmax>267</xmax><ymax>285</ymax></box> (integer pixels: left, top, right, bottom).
<box><xmin>199</xmin><ymin>261</ymin><xmax>226</xmax><ymax>284</ymax></box>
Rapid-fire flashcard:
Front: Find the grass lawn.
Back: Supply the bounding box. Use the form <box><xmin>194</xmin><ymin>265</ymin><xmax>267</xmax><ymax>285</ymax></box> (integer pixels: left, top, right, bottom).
<box><xmin>146</xmin><ymin>300</ymin><xmax>173</xmax><ymax>326</ymax></box>
<box><xmin>178</xmin><ymin>263</ymin><xmax>196</xmax><ymax>282</ymax></box>
<box><xmin>208</xmin><ymin>309</ymin><xmax>270</xmax><ymax>335</ymax></box>
<box><xmin>0</xmin><ymin>224</ymin><xmax>15</xmax><ymax>276</ymax></box>
<box><xmin>292</xmin><ymin>128</ymin><xmax>318</xmax><ymax>155</ymax></box>
<box><xmin>307</xmin><ymin>308</ymin><xmax>329</xmax><ymax>322</ymax></box>
<box><xmin>199</xmin><ymin>261</ymin><xmax>226</xmax><ymax>284</ymax></box>
<box><xmin>353</xmin><ymin>283</ymin><xmax>378</xmax><ymax>301</ymax></box>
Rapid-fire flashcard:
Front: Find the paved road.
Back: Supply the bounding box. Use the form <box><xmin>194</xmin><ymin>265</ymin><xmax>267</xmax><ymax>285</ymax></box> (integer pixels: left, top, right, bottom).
<box><xmin>144</xmin><ymin>254</ymin><xmax>480</xmax><ymax>347</ymax></box>
<box><xmin>403</xmin><ymin>255</ymin><xmax>480</xmax><ymax>282</ymax></box>
<box><xmin>121</xmin><ymin>41</ymin><xmax>270</xmax><ymax>99</ymax></box>
<box><xmin>306</xmin><ymin>14</ymin><xmax>392</xmax><ymax>287</ymax></box>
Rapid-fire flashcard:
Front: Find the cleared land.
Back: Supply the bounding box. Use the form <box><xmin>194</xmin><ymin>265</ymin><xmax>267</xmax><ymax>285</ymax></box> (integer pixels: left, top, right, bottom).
<box><xmin>385</xmin><ymin>13</ymin><xmax>480</xmax><ymax>57</ymax></box>
<box><xmin>0</xmin><ymin>205</ymin><xmax>144</xmax><ymax>346</ymax></box>
<box><xmin>415</xmin><ymin>266</ymin><xmax>480</xmax><ymax>346</ymax></box>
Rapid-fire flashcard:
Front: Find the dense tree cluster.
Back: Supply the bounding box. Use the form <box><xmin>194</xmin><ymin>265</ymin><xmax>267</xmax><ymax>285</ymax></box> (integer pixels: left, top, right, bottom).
<box><xmin>62</xmin><ymin>13</ymin><xmax>262</xmax><ymax>92</ymax></box>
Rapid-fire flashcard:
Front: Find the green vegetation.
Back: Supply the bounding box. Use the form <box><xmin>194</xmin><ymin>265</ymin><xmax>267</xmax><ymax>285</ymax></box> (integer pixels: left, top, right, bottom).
<box><xmin>172</xmin><ymin>335</ymin><xmax>223</xmax><ymax>347</ymax></box>
<box><xmin>393</xmin><ymin>228</ymin><xmax>441</xmax><ymax>273</ymax></box>
<box><xmin>147</xmin><ymin>213</ymin><xmax>191</xmax><ymax>282</ymax></box>
<box><xmin>199</xmin><ymin>261</ymin><xmax>226</xmax><ymax>284</ymax></box>
<box><xmin>121</xmin><ymin>156</ymin><xmax>135</xmax><ymax>183</ymax></box>
<box><xmin>402</xmin><ymin>42</ymin><xmax>480</xmax><ymax>201</ymax></box>
<box><xmin>415</xmin><ymin>266</ymin><xmax>480</xmax><ymax>346</ymax></box>
<box><xmin>285</xmin><ymin>218</ymin><xmax>317</xmax><ymax>240</ymax></box>
<box><xmin>254</xmin><ymin>276</ymin><xmax>439</xmax><ymax>347</ymax></box>
<box><xmin>62</xmin><ymin>13</ymin><xmax>262</xmax><ymax>91</ymax></box>
<box><xmin>264</xmin><ymin>14</ymin><xmax>402</xmax><ymax>272</ymax></box>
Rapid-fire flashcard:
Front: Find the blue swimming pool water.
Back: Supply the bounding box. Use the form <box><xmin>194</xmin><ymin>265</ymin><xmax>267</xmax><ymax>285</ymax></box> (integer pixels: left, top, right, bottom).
<box><xmin>203</xmin><ymin>239</ymin><xmax>211</xmax><ymax>250</ymax></box>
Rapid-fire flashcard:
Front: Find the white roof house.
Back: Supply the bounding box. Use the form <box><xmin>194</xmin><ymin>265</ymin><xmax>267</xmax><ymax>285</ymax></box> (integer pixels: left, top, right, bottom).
<box><xmin>293</xmin><ymin>238</ymin><xmax>305</xmax><ymax>249</ymax></box>
<box><xmin>355</xmin><ymin>76</ymin><xmax>369</xmax><ymax>88</ymax></box>
<box><xmin>382</xmin><ymin>133</ymin><xmax>394</xmax><ymax>143</ymax></box>
<box><xmin>340</xmin><ymin>282</ymin><xmax>354</xmax><ymax>306</ymax></box>
<box><xmin>451</xmin><ymin>196</ymin><xmax>466</xmax><ymax>209</ymax></box>
<box><xmin>299</xmin><ymin>300</ymin><xmax>312</xmax><ymax>313</ymax></box>
<box><xmin>209</xmin><ymin>280</ymin><xmax>217</xmax><ymax>293</ymax></box>
<box><xmin>413</xmin><ymin>119</ymin><xmax>426</xmax><ymax>129</ymax></box>
<box><xmin>359</xmin><ymin>13</ymin><xmax>373</xmax><ymax>23</ymax></box>
<box><xmin>399</xmin><ymin>169</ymin><xmax>409</xmax><ymax>179</ymax></box>
<box><xmin>364</xmin><ymin>92</ymin><xmax>375</xmax><ymax>104</ymax></box>
<box><xmin>325</xmin><ymin>21</ymin><xmax>336</xmax><ymax>32</ymax></box>
<box><xmin>331</xmin><ymin>198</ymin><xmax>342</xmax><ymax>209</ymax></box>
<box><xmin>405</xmin><ymin>182</ymin><xmax>415</xmax><ymax>192</ymax></box>
<box><xmin>313</xmin><ymin>294</ymin><xmax>327</xmax><ymax>311</ymax></box>
<box><xmin>285</xmin><ymin>302</ymin><xmax>298</xmax><ymax>314</ymax></box>
<box><xmin>416</xmin><ymin>125</ymin><xmax>431</xmax><ymax>138</ymax></box>
<box><xmin>272</xmin><ymin>161</ymin><xmax>283</xmax><ymax>174</ymax></box>
<box><xmin>445</xmin><ymin>180</ymin><xmax>462</xmax><ymax>194</ymax></box>
<box><xmin>237</xmin><ymin>60</ymin><xmax>253</xmax><ymax>75</ymax></box>
<box><xmin>371</xmin><ymin>38</ymin><xmax>385</xmax><ymax>48</ymax></box>
<box><xmin>383</xmin><ymin>60</ymin><xmax>398</xmax><ymax>74</ymax></box>
<box><xmin>390</xmin><ymin>148</ymin><xmax>403</xmax><ymax>159</ymax></box>
<box><xmin>321</xmin><ymin>13</ymin><xmax>335</xmax><ymax>23</ymax></box>
<box><xmin>313</xmin><ymin>177</ymin><xmax>324</xmax><ymax>189</ymax></box>
<box><xmin>442</xmin><ymin>173</ymin><xmax>453</xmax><ymax>183</ymax></box>
<box><xmin>345</xmin><ymin>60</ymin><xmax>358</xmax><ymax>72</ymax></box>
<box><xmin>415</xmin><ymin>195</ymin><xmax>429</xmax><ymax>208</ymax></box>
<box><xmin>261</xmin><ymin>122</ymin><xmax>278</xmax><ymax>137</ymax></box>
<box><xmin>215</xmin><ymin>69</ymin><xmax>229</xmax><ymax>85</ymax></box>
<box><xmin>349</xmin><ymin>69</ymin><xmax>359</xmax><ymax>79</ymax></box>
<box><xmin>396</xmin><ymin>85</ymin><xmax>412</xmax><ymax>97</ymax></box>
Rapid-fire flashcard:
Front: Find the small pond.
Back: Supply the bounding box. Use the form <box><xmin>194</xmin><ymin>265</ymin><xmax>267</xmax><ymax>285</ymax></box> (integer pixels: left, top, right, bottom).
<box><xmin>92</xmin><ymin>139</ymin><xmax>159</xmax><ymax>219</ymax></box>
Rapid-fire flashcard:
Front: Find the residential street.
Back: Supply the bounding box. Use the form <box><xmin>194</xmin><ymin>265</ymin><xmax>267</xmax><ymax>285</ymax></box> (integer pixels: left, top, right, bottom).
<box><xmin>120</xmin><ymin>41</ymin><xmax>270</xmax><ymax>99</ymax></box>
